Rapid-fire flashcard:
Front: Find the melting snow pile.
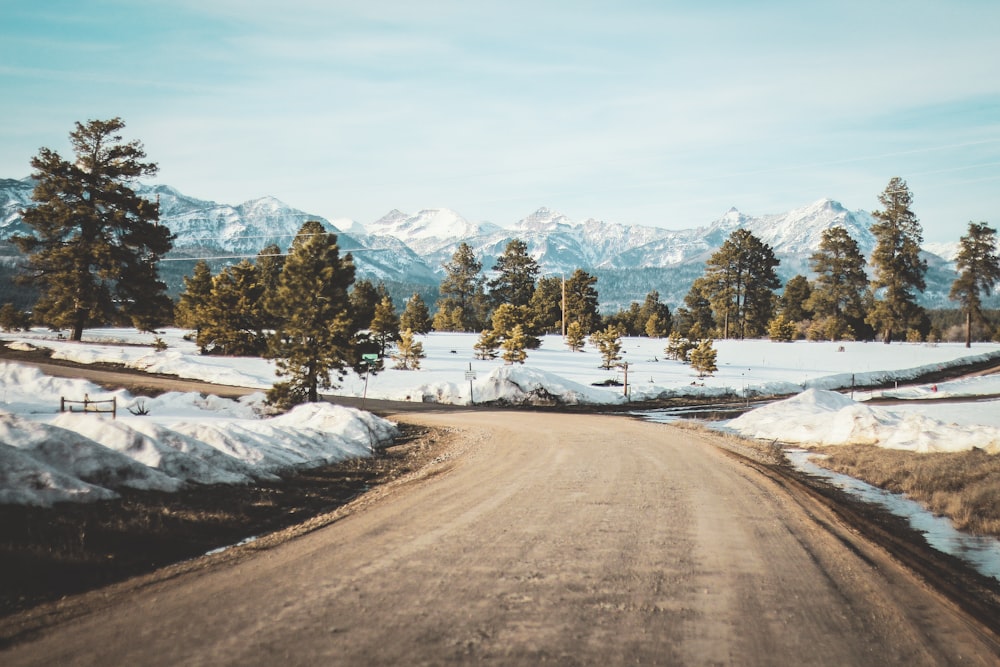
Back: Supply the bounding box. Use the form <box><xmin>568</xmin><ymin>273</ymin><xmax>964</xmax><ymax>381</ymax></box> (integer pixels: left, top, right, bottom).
<box><xmin>0</xmin><ymin>363</ymin><xmax>398</xmax><ymax>507</ymax></box>
<box><xmin>727</xmin><ymin>389</ymin><xmax>1000</xmax><ymax>453</ymax></box>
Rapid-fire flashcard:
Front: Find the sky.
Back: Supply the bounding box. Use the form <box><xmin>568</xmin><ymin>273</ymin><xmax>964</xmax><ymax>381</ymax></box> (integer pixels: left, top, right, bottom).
<box><xmin>2</xmin><ymin>1</ymin><xmax>999</xmax><ymax>243</ymax></box>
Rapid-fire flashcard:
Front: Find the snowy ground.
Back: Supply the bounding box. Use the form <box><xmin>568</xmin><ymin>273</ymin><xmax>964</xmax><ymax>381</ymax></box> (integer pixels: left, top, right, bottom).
<box><xmin>2</xmin><ymin>327</ymin><xmax>1000</xmax><ymax>506</ymax></box>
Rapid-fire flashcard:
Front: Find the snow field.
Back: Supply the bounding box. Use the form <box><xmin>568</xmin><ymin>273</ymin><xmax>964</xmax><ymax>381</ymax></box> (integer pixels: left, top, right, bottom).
<box><xmin>3</xmin><ymin>327</ymin><xmax>1000</xmax><ymax>505</ymax></box>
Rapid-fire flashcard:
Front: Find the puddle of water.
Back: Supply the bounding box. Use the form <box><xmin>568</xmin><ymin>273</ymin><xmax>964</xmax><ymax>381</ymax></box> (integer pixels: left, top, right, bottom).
<box><xmin>786</xmin><ymin>449</ymin><xmax>1000</xmax><ymax>582</ymax></box>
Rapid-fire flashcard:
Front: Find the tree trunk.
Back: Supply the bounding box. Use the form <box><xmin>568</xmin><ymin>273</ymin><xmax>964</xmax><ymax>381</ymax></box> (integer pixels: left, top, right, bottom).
<box><xmin>966</xmin><ymin>310</ymin><xmax>972</xmax><ymax>349</ymax></box>
<box><xmin>882</xmin><ymin>327</ymin><xmax>892</xmax><ymax>345</ymax></box>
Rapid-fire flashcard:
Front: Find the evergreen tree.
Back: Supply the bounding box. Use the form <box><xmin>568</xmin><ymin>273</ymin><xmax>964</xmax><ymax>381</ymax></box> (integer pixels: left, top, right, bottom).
<box><xmin>564</xmin><ymin>269</ymin><xmax>601</xmax><ymax>334</ymax></box>
<box><xmin>474</xmin><ymin>328</ymin><xmax>501</xmax><ymax>360</ymax></box>
<box><xmin>256</xmin><ymin>244</ymin><xmax>285</xmax><ymax>329</ymax></box>
<box><xmin>590</xmin><ymin>325</ymin><xmax>623</xmax><ymax>370</ymax></box>
<box><xmin>689</xmin><ymin>339</ymin><xmax>718</xmax><ymax>377</ymax></box>
<box><xmin>265</xmin><ymin>221</ymin><xmax>357</xmax><ymax>406</ymax></box>
<box><xmin>677</xmin><ymin>279</ymin><xmax>716</xmax><ymax>339</ymax></box>
<box><xmin>437</xmin><ymin>242</ymin><xmax>489</xmax><ymax>331</ymax></box>
<box><xmin>392</xmin><ymin>328</ymin><xmax>425</xmax><ymax>370</ymax></box>
<box><xmin>779</xmin><ymin>275</ymin><xmax>812</xmax><ymax>323</ymax></box>
<box><xmin>400</xmin><ymin>292</ymin><xmax>432</xmax><ymax>334</ymax></box>
<box><xmin>349</xmin><ymin>279</ymin><xmax>380</xmax><ymax>332</ymax></box>
<box><xmin>664</xmin><ymin>330</ymin><xmax>695</xmax><ymax>362</ymax></box>
<box><xmin>529</xmin><ymin>275</ymin><xmax>564</xmax><ymax>334</ymax></box>
<box><xmin>256</xmin><ymin>244</ymin><xmax>285</xmax><ymax>293</ymax></box>
<box><xmin>644</xmin><ymin>312</ymin><xmax>671</xmax><ymax>339</ymax></box>
<box><xmin>768</xmin><ymin>314</ymin><xmax>797</xmax><ymax>342</ymax></box>
<box><xmin>490</xmin><ymin>303</ymin><xmax>540</xmax><ymax>350</ymax></box>
<box><xmin>432</xmin><ymin>305</ymin><xmax>465</xmax><ymax>332</ymax></box>
<box><xmin>565</xmin><ymin>320</ymin><xmax>586</xmax><ymax>351</ymax></box>
<box><xmin>950</xmin><ymin>221</ymin><xmax>1000</xmax><ymax>348</ymax></box>
<box><xmin>198</xmin><ymin>260</ymin><xmax>268</xmax><ymax>355</ymax></box>
<box><xmin>370</xmin><ymin>294</ymin><xmax>401</xmax><ymax>356</ymax></box>
<box><xmin>174</xmin><ymin>260</ymin><xmax>213</xmax><ymax>332</ymax></box>
<box><xmin>700</xmin><ymin>230</ymin><xmax>780</xmax><ymax>339</ymax></box>
<box><xmin>0</xmin><ymin>303</ymin><xmax>32</xmax><ymax>332</ymax></box>
<box><xmin>806</xmin><ymin>226</ymin><xmax>869</xmax><ymax>340</ymax></box>
<box><xmin>501</xmin><ymin>324</ymin><xmax>529</xmax><ymax>365</ymax></box>
<box><xmin>637</xmin><ymin>290</ymin><xmax>671</xmax><ymax>337</ymax></box>
<box><xmin>489</xmin><ymin>238</ymin><xmax>539</xmax><ymax>308</ymax></box>
<box><xmin>12</xmin><ymin>118</ymin><xmax>173</xmax><ymax>339</ymax></box>
<box><xmin>867</xmin><ymin>178</ymin><xmax>927</xmax><ymax>344</ymax></box>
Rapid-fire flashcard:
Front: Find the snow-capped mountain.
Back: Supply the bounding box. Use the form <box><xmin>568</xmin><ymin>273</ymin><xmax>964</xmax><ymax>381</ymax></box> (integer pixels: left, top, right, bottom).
<box><xmin>365</xmin><ymin>208</ymin><xmax>502</xmax><ymax>256</ymax></box>
<box><xmin>0</xmin><ymin>177</ymin><xmax>968</xmax><ymax>309</ymax></box>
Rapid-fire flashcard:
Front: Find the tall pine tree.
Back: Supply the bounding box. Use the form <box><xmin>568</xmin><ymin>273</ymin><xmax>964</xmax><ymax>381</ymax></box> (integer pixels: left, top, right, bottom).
<box><xmin>12</xmin><ymin>118</ymin><xmax>173</xmax><ymax>339</ymax></box>
<box><xmin>806</xmin><ymin>226</ymin><xmax>869</xmax><ymax>340</ymax></box>
<box><xmin>867</xmin><ymin>178</ymin><xmax>927</xmax><ymax>344</ymax></box>
<box><xmin>700</xmin><ymin>229</ymin><xmax>780</xmax><ymax>339</ymax></box>
<box><xmin>265</xmin><ymin>221</ymin><xmax>357</xmax><ymax>406</ymax></box>
<box><xmin>174</xmin><ymin>259</ymin><xmax>213</xmax><ymax>332</ymax></box>
<box><xmin>400</xmin><ymin>292</ymin><xmax>432</xmax><ymax>334</ymax></box>
<box><xmin>488</xmin><ymin>238</ymin><xmax>539</xmax><ymax>308</ymax></box>
<box><xmin>950</xmin><ymin>221</ymin><xmax>1000</xmax><ymax>347</ymax></box>
<box><xmin>436</xmin><ymin>242</ymin><xmax>489</xmax><ymax>331</ymax></box>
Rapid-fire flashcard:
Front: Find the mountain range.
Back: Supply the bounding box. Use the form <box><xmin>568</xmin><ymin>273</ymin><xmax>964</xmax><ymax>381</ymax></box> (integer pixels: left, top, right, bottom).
<box><xmin>0</xmin><ymin>176</ymin><xmax>971</xmax><ymax>311</ymax></box>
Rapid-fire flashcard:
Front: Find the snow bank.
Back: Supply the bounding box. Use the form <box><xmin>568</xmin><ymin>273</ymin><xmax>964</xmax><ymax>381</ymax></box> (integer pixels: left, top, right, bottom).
<box><xmin>727</xmin><ymin>389</ymin><xmax>1000</xmax><ymax>453</ymax></box>
<box><xmin>0</xmin><ymin>362</ymin><xmax>399</xmax><ymax>506</ymax></box>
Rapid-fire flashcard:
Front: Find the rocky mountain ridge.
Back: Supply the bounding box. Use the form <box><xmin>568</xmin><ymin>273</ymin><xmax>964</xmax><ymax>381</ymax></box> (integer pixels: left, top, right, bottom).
<box><xmin>0</xmin><ymin>177</ymin><xmax>965</xmax><ymax>310</ymax></box>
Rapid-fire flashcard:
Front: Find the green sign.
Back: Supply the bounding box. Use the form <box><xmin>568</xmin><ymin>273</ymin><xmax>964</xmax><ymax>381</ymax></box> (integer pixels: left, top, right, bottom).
<box><xmin>362</xmin><ymin>353</ymin><xmax>379</xmax><ymax>362</ymax></box>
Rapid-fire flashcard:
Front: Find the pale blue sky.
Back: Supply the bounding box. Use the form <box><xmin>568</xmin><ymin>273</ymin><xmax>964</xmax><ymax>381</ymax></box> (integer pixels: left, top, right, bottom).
<box><xmin>2</xmin><ymin>0</ymin><xmax>998</xmax><ymax>243</ymax></box>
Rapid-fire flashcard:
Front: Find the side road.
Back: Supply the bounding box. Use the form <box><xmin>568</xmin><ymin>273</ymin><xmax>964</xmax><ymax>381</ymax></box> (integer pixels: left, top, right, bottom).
<box><xmin>3</xmin><ymin>411</ymin><xmax>1000</xmax><ymax>665</ymax></box>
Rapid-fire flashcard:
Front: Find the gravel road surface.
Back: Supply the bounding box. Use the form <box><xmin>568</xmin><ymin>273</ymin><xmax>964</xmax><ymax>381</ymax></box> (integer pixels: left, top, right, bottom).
<box><xmin>3</xmin><ymin>410</ymin><xmax>999</xmax><ymax>665</ymax></box>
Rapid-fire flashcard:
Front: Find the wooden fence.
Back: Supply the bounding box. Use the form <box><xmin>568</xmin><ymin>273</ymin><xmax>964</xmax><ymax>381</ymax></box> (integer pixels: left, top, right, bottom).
<box><xmin>60</xmin><ymin>394</ymin><xmax>117</xmax><ymax>419</ymax></box>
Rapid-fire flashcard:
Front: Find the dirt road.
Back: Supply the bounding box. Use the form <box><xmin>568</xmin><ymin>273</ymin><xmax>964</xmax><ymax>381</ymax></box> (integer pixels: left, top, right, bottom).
<box><xmin>3</xmin><ymin>411</ymin><xmax>999</xmax><ymax>665</ymax></box>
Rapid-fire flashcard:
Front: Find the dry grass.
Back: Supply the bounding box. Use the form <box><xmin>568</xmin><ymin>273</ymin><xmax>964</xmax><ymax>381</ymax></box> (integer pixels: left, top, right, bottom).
<box><xmin>813</xmin><ymin>445</ymin><xmax>1000</xmax><ymax>536</ymax></box>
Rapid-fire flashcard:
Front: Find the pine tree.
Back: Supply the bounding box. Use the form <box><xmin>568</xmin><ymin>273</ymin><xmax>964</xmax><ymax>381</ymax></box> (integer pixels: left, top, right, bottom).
<box><xmin>438</xmin><ymin>242</ymin><xmax>488</xmax><ymax>331</ymax></box>
<box><xmin>400</xmin><ymin>292</ymin><xmax>432</xmax><ymax>334</ymax></box>
<box><xmin>564</xmin><ymin>269</ymin><xmax>601</xmax><ymax>335</ymax></box>
<box><xmin>700</xmin><ymin>229</ymin><xmax>780</xmax><ymax>339</ymax></box>
<box><xmin>779</xmin><ymin>275</ymin><xmax>812</xmax><ymax>323</ymax></box>
<box><xmin>501</xmin><ymin>324</ymin><xmax>528</xmax><ymax>365</ymax></box>
<box><xmin>256</xmin><ymin>244</ymin><xmax>285</xmax><ymax>330</ymax></box>
<box><xmin>637</xmin><ymin>290</ymin><xmax>672</xmax><ymax>337</ymax></box>
<box><xmin>529</xmin><ymin>276</ymin><xmax>564</xmax><ymax>334</ymax></box>
<box><xmin>768</xmin><ymin>314</ymin><xmax>797</xmax><ymax>342</ymax></box>
<box><xmin>590</xmin><ymin>325</ymin><xmax>623</xmax><ymax>370</ymax></box>
<box><xmin>392</xmin><ymin>328</ymin><xmax>425</xmax><ymax>370</ymax></box>
<box><xmin>565</xmin><ymin>320</ymin><xmax>586</xmax><ymax>351</ymax></box>
<box><xmin>198</xmin><ymin>260</ymin><xmax>268</xmax><ymax>355</ymax></box>
<box><xmin>950</xmin><ymin>221</ymin><xmax>1000</xmax><ymax>348</ymax></box>
<box><xmin>491</xmin><ymin>303</ymin><xmax>540</xmax><ymax>349</ymax></box>
<box><xmin>11</xmin><ymin>118</ymin><xmax>173</xmax><ymax>339</ymax></box>
<box><xmin>645</xmin><ymin>312</ymin><xmax>670</xmax><ymax>338</ymax></box>
<box><xmin>489</xmin><ymin>238</ymin><xmax>539</xmax><ymax>308</ymax></box>
<box><xmin>174</xmin><ymin>260</ymin><xmax>213</xmax><ymax>332</ymax></box>
<box><xmin>370</xmin><ymin>295</ymin><xmax>400</xmax><ymax>357</ymax></box>
<box><xmin>349</xmin><ymin>279</ymin><xmax>380</xmax><ymax>332</ymax></box>
<box><xmin>0</xmin><ymin>303</ymin><xmax>32</xmax><ymax>332</ymax></box>
<box><xmin>664</xmin><ymin>330</ymin><xmax>695</xmax><ymax>362</ymax></box>
<box><xmin>806</xmin><ymin>226</ymin><xmax>869</xmax><ymax>340</ymax></box>
<box><xmin>867</xmin><ymin>178</ymin><xmax>927</xmax><ymax>344</ymax></box>
<box><xmin>678</xmin><ymin>279</ymin><xmax>716</xmax><ymax>339</ymax></box>
<box><xmin>474</xmin><ymin>328</ymin><xmax>501</xmax><ymax>360</ymax></box>
<box><xmin>265</xmin><ymin>221</ymin><xmax>357</xmax><ymax>406</ymax></box>
<box><xmin>689</xmin><ymin>339</ymin><xmax>718</xmax><ymax>377</ymax></box>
